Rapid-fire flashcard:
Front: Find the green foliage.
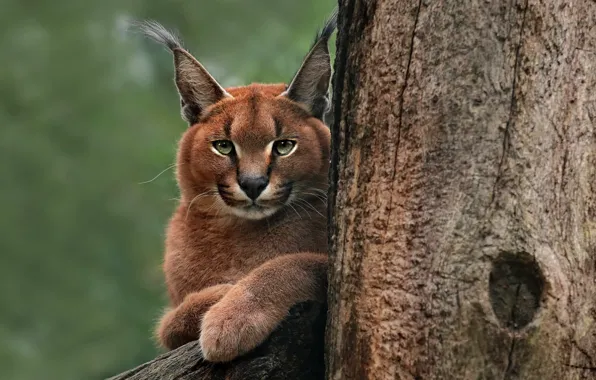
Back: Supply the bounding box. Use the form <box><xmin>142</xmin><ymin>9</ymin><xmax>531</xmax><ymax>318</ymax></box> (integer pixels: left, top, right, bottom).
<box><xmin>0</xmin><ymin>1</ymin><xmax>335</xmax><ymax>378</ymax></box>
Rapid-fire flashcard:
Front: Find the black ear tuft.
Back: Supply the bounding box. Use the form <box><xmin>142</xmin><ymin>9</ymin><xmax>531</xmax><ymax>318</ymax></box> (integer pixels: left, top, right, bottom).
<box><xmin>281</xmin><ymin>8</ymin><xmax>338</xmax><ymax>121</ymax></box>
<box><xmin>133</xmin><ymin>20</ymin><xmax>184</xmax><ymax>52</ymax></box>
<box><xmin>312</xmin><ymin>7</ymin><xmax>338</xmax><ymax>47</ymax></box>
<box><xmin>132</xmin><ymin>20</ymin><xmax>232</xmax><ymax>125</ymax></box>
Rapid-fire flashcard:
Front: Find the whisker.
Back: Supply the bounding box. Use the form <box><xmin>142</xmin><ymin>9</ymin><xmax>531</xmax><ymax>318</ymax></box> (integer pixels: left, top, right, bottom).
<box><xmin>302</xmin><ymin>191</ymin><xmax>328</xmax><ymax>205</ymax></box>
<box><xmin>295</xmin><ymin>197</ymin><xmax>325</xmax><ymax>218</ymax></box>
<box><xmin>309</xmin><ymin>188</ymin><xmax>330</xmax><ymax>198</ymax></box>
<box><xmin>204</xmin><ymin>199</ymin><xmax>219</xmax><ymax>214</ymax></box>
<box><xmin>304</xmin><ymin>180</ymin><xmax>330</xmax><ymax>188</ymax></box>
<box><xmin>293</xmin><ymin>200</ymin><xmax>312</xmax><ymax>220</ymax></box>
<box><xmin>286</xmin><ymin>202</ymin><xmax>302</xmax><ymax>220</ymax></box>
<box><xmin>185</xmin><ymin>190</ymin><xmax>217</xmax><ymax>220</ymax></box>
<box><xmin>293</xmin><ymin>185</ymin><xmax>327</xmax><ymax>194</ymax></box>
<box><xmin>138</xmin><ymin>163</ymin><xmax>177</xmax><ymax>184</ymax></box>
<box><xmin>214</xmin><ymin>202</ymin><xmax>224</xmax><ymax>218</ymax></box>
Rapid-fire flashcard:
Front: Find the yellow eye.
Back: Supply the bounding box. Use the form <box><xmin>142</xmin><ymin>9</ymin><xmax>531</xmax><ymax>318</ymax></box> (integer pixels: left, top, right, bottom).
<box><xmin>213</xmin><ymin>140</ymin><xmax>234</xmax><ymax>155</ymax></box>
<box><xmin>273</xmin><ymin>140</ymin><xmax>296</xmax><ymax>156</ymax></box>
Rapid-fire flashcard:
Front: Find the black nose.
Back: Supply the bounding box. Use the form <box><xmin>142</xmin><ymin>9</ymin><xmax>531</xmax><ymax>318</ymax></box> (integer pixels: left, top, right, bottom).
<box><xmin>238</xmin><ymin>176</ymin><xmax>269</xmax><ymax>200</ymax></box>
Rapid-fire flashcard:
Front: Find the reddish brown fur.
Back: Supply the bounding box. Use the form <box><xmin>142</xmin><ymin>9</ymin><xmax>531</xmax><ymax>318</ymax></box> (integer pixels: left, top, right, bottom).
<box><xmin>156</xmin><ymin>83</ymin><xmax>330</xmax><ymax>362</ymax></box>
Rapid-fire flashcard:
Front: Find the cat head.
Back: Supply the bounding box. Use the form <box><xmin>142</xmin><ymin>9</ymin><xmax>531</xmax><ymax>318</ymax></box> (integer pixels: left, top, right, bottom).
<box><xmin>138</xmin><ymin>9</ymin><xmax>336</xmax><ymax>220</ymax></box>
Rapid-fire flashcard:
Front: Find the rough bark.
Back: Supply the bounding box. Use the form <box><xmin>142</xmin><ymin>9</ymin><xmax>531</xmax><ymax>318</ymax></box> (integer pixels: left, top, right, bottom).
<box><xmin>327</xmin><ymin>1</ymin><xmax>596</xmax><ymax>379</ymax></box>
<box><xmin>107</xmin><ymin>302</ymin><xmax>326</xmax><ymax>380</ymax></box>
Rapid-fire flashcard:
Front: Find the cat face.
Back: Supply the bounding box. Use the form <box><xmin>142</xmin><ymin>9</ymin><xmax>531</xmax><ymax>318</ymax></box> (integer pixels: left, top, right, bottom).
<box><xmin>138</xmin><ymin>9</ymin><xmax>336</xmax><ymax>220</ymax></box>
<box><xmin>178</xmin><ymin>84</ymin><xmax>330</xmax><ymax>220</ymax></box>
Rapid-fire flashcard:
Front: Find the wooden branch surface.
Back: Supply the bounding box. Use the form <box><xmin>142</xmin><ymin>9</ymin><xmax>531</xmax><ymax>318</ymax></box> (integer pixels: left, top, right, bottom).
<box><xmin>107</xmin><ymin>302</ymin><xmax>326</xmax><ymax>380</ymax></box>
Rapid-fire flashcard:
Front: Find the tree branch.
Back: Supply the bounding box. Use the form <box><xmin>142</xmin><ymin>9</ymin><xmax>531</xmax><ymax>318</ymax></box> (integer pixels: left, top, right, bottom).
<box><xmin>107</xmin><ymin>302</ymin><xmax>326</xmax><ymax>380</ymax></box>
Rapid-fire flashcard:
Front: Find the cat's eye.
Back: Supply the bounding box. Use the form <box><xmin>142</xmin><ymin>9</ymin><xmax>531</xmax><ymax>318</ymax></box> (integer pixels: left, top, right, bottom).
<box><xmin>273</xmin><ymin>140</ymin><xmax>296</xmax><ymax>156</ymax></box>
<box><xmin>212</xmin><ymin>140</ymin><xmax>234</xmax><ymax>155</ymax></box>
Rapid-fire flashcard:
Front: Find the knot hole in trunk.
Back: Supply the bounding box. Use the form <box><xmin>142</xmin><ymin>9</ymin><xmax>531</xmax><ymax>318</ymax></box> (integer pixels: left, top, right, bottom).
<box><xmin>489</xmin><ymin>251</ymin><xmax>545</xmax><ymax>331</ymax></box>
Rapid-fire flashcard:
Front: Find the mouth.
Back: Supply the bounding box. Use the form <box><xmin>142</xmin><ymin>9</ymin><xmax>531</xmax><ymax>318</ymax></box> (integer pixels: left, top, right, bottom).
<box><xmin>217</xmin><ymin>182</ymin><xmax>293</xmax><ymax>220</ymax></box>
<box><xmin>242</xmin><ymin>203</ymin><xmax>266</xmax><ymax>211</ymax></box>
<box><xmin>229</xmin><ymin>202</ymin><xmax>278</xmax><ymax>220</ymax></box>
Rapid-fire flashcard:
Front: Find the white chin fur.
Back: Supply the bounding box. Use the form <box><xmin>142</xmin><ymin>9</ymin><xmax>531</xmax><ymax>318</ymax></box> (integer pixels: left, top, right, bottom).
<box><xmin>227</xmin><ymin>205</ymin><xmax>278</xmax><ymax>220</ymax></box>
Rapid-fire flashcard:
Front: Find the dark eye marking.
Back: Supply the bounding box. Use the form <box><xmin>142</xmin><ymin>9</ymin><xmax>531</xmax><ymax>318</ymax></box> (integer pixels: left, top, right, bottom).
<box><xmin>273</xmin><ymin>118</ymin><xmax>283</xmax><ymax>138</ymax></box>
<box><xmin>223</xmin><ymin>119</ymin><xmax>232</xmax><ymax>137</ymax></box>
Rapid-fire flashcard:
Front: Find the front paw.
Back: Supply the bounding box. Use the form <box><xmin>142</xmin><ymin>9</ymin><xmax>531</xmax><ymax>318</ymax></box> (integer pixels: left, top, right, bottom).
<box><xmin>199</xmin><ymin>289</ymin><xmax>284</xmax><ymax>362</ymax></box>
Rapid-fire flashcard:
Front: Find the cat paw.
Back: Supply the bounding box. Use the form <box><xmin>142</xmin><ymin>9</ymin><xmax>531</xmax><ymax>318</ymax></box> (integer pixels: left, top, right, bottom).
<box><xmin>199</xmin><ymin>288</ymin><xmax>283</xmax><ymax>362</ymax></box>
<box><xmin>157</xmin><ymin>308</ymin><xmax>198</xmax><ymax>350</ymax></box>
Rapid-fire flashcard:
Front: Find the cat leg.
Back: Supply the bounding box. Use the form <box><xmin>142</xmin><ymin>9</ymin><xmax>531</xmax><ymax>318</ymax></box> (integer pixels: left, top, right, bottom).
<box><xmin>157</xmin><ymin>283</ymin><xmax>233</xmax><ymax>350</ymax></box>
<box><xmin>199</xmin><ymin>253</ymin><xmax>328</xmax><ymax>362</ymax></box>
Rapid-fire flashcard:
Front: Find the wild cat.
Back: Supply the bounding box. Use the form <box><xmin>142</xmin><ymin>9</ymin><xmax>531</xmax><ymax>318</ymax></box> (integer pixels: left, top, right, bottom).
<box><xmin>137</xmin><ymin>7</ymin><xmax>337</xmax><ymax>362</ymax></box>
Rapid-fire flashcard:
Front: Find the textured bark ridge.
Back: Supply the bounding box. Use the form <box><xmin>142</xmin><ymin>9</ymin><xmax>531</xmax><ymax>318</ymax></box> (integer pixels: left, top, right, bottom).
<box><xmin>107</xmin><ymin>302</ymin><xmax>326</xmax><ymax>380</ymax></box>
<box><xmin>327</xmin><ymin>0</ymin><xmax>596</xmax><ymax>379</ymax></box>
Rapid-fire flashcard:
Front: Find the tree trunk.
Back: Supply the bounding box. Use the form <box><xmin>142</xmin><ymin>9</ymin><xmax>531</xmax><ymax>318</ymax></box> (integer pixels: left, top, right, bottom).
<box><xmin>106</xmin><ymin>302</ymin><xmax>326</xmax><ymax>380</ymax></box>
<box><xmin>326</xmin><ymin>0</ymin><xmax>596</xmax><ymax>379</ymax></box>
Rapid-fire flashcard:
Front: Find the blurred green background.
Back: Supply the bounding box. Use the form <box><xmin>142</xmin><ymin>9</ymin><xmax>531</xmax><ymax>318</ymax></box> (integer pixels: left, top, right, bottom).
<box><xmin>0</xmin><ymin>1</ymin><xmax>335</xmax><ymax>378</ymax></box>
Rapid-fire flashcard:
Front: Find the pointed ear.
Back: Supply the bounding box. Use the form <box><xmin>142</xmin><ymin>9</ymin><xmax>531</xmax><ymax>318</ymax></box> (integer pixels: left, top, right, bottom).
<box><xmin>173</xmin><ymin>50</ymin><xmax>232</xmax><ymax>124</ymax></box>
<box><xmin>135</xmin><ymin>20</ymin><xmax>232</xmax><ymax>125</ymax></box>
<box><xmin>280</xmin><ymin>8</ymin><xmax>338</xmax><ymax>120</ymax></box>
